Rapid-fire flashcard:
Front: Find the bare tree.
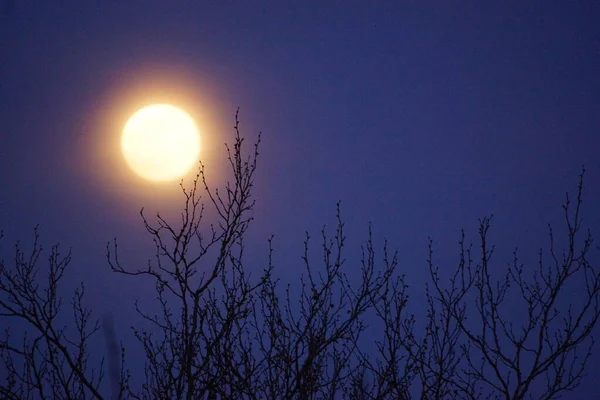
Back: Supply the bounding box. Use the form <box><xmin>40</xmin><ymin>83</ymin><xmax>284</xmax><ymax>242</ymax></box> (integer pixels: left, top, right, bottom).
<box><xmin>423</xmin><ymin>168</ymin><xmax>600</xmax><ymax>400</ymax></box>
<box><xmin>2</xmin><ymin>109</ymin><xmax>599</xmax><ymax>400</ymax></box>
<box><xmin>106</xmin><ymin>111</ymin><xmax>399</xmax><ymax>399</ymax></box>
<box><xmin>107</xmin><ymin>110</ymin><xmax>266</xmax><ymax>399</ymax></box>
<box><xmin>250</xmin><ymin>209</ymin><xmax>397</xmax><ymax>399</ymax></box>
<box><xmin>0</xmin><ymin>227</ymin><xmax>128</xmax><ymax>399</ymax></box>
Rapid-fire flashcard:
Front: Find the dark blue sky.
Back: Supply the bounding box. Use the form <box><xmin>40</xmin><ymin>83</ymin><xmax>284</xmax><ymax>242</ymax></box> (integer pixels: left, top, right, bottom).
<box><xmin>1</xmin><ymin>1</ymin><xmax>599</xmax><ymax>398</ymax></box>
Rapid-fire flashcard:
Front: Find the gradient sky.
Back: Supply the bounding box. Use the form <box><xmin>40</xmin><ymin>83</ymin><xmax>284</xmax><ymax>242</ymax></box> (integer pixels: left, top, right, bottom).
<box><xmin>1</xmin><ymin>1</ymin><xmax>599</xmax><ymax>398</ymax></box>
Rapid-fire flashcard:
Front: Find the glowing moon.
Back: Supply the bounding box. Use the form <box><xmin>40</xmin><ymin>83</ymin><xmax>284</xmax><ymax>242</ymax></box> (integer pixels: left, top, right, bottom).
<box><xmin>121</xmin><ymin>104</ymin><xmax>200</xmax><ymax>182</ymax></box>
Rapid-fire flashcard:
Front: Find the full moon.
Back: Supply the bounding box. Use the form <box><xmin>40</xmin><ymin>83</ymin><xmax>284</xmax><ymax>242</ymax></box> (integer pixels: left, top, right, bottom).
<box><xmin>121</xmin><ymin>104</ymin><xmax>201</xmax><ymax>182</ymax></box>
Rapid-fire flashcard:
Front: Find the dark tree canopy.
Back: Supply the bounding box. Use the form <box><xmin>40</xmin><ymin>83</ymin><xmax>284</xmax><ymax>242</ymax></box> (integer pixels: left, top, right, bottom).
<box><xmin>1</xmin><ymin>113</ymin><xmax>599</xmax><ymax>399</ymax></box>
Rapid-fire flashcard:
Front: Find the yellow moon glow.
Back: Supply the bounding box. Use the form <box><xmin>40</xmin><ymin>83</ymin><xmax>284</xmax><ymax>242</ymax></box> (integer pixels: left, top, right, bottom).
<box><xmin>121</xmin><ymin>104</ymin><xmax>200</xmax><ymax>182</ymax></box>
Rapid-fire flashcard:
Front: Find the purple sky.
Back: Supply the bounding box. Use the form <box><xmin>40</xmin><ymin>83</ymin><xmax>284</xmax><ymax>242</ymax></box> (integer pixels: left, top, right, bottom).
<box><xmin>1</xmin><ymin>1</ymin><xmax>599</xmax><ymax>398</ymax></box>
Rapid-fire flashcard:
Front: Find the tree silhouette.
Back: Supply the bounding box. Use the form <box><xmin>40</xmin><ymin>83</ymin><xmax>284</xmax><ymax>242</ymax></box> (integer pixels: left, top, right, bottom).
<box><xmin>0</xmin><ymin>228</ymin><xmax>111</xmax><ymax>399</ymax></box>
<box><xmin>1</xmin><ymin>112</ymin><xmax>599</xmax><ymax>399</ymax></box>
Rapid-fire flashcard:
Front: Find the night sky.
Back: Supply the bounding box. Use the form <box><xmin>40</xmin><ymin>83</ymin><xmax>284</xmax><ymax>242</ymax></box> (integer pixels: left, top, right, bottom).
<box><xmin>1</xmin><ymin>1</ymin><xmax>599</xmax><ymax>398</ymax></box>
